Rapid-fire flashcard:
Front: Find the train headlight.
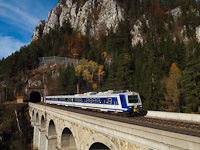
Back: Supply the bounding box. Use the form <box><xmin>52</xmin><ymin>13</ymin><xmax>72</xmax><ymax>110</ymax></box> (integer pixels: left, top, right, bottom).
<box><xmin>129</xmin><ymin>106</ymin><xmax>132</xmax><ymax>109</ymax></box>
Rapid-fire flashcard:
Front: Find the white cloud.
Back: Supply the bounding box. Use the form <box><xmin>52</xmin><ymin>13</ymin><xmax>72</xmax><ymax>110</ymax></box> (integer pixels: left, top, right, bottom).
<box><xmin>0</xmin><ymin>1</ymin><xmax>40</xmax><ymax>33</ymax></box>
<box><xmin>0</xmin><ymin>35</ymin><xmax>28</xmax><ymax>59</ymax></box>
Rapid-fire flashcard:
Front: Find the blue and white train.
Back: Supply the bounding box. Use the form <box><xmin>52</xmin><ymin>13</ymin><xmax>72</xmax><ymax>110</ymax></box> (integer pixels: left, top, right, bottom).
<box><xmin>45</xmin><ymin>90</ymin><xmax>142</xmax><ymax>115</ymax></box>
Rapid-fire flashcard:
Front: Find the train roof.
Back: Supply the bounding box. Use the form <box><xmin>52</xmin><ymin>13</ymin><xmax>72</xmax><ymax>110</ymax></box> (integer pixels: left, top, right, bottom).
<box><xmin>46</xmin><ymin>90</ymin><xmax>139</xmax><ymax>98</ymax></box>
<box><xmin>75</xmin><ymin>90</ymin><xmax>139</xmax><ymax>96</ymax></box>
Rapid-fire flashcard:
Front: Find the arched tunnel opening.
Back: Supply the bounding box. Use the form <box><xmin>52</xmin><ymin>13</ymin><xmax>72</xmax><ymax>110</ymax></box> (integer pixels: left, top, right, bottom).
<box><xmin>89</xmin><ymin>142</ymin><xmax>110</xmax><ymax>150</ymax></box>
<box><xmin>30</xmin><ymin>92</ymin><xmax>41</xmax><ymax>103</ymax></box>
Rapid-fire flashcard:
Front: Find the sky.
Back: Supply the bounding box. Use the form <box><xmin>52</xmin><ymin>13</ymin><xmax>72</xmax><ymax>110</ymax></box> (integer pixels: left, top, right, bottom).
<box><xmin>0</xmin><ymin>0</ymin><xmax>58</xmax><ymax>59</ymax></box>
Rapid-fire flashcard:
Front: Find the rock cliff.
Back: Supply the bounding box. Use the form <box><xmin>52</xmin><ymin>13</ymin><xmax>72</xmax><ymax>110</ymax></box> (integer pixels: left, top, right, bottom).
<box><xmin>32</xmin><ymin>1</ymin><xmax>200</xmax><ymax>46</ymax></box>
<box><xmin>32</xmin><ymin>0</ymin><xmax>123</xmax><ymax>41</ymax></box>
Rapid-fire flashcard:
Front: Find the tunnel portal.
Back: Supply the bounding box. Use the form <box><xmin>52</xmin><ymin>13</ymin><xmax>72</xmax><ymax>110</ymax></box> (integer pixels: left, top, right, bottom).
<box><xmin>30</xmin><ymin>92</ymin><xmax>41</xmax><ymax>103</ymax></box>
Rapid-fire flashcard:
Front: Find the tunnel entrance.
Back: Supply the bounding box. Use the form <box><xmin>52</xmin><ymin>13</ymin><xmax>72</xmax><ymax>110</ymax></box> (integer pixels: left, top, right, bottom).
<box><xmin>30</xmin><ymin>92</ymin><xmax>41</xmax><ymax>103</ymax></box>
<box><xmin>89</xmin><ymin>142</ymin><xmax>110</xmax><ymax>150</ymax></box>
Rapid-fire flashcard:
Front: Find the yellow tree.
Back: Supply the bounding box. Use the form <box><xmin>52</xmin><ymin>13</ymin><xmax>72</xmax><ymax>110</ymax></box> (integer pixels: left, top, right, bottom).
<box><xmin>165</xmin><ymin>63</ymin><xmax>182</xmax><ymax>112</ymax></box>
<box><xmin>75</xmin><ymin>59</ymin><xmax>105</xmax><ymax>90</ymax></box>
<box><xmin>98</xmin><ymin>65</ymin><xmax>105</xmax><ymax>85</ymax></box>
<box><xmin>82</xmin><ymin>70</ymin><xmax>93</xmax><ymax>83</ymax></box>
<box><xmin>88</xmin><ymin>60</ymin><xmax>98</xmax><ymax>79</ymax></box>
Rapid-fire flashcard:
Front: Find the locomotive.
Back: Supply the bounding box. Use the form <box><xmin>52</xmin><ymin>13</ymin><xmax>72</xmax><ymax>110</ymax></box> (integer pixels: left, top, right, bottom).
<box><xmin>45</xmin><ymin>90</ymin><xmax>142</xmax><ymax>115</ymax></box>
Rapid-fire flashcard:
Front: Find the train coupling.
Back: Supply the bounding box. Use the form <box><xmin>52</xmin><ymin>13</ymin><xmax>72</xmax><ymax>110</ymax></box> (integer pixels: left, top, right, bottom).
<box><xmin>133</xmin><ymin>108</ymin><xmax>140</xmax><ymax>113</ymax></box>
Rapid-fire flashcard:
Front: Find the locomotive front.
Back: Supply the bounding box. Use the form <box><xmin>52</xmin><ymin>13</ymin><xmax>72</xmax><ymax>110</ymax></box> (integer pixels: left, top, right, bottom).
<box><xmin>121</xmin><ymin>91</ymin><xmax>142</xmax><ymax>115</ymax></box>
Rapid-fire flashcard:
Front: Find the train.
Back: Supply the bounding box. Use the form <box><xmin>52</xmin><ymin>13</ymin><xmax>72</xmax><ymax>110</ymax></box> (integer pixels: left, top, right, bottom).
<box><xmin>45</xmin><ymin>90</ymin><xmax>142</xmax><ymax>115</ymax></box>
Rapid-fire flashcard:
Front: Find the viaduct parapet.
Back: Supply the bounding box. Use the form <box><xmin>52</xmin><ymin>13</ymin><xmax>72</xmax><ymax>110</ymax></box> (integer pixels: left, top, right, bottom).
<box><xmin>29</xmin><ymin>103</ymin><xmax>200</xmax><ymax>150</ymax></box>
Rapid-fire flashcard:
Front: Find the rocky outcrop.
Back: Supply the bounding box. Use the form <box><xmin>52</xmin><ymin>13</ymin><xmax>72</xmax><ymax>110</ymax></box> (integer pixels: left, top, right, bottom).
<box><xmin>32</xmin><ymin>0</ymin><xmax>124</xmax><ymax>41</ymax></box>
<box><xmin>131</xmin><ymin>20</ymin><xmax>144</xmax><ymax>46</ymax></box>
<box><xmin>170</xmin><ymin>6</ymin><xmax>182</xmax><ymax>20</ymax></box>
<box><xmin>196</xmin><ymin>26</ymin><xmax>200</xmax><ymax>42</ymax></box>
<box><xmin>32</xmin><ymin>21</ymin><xmax>45</xmax><ymax>41</ymax></box>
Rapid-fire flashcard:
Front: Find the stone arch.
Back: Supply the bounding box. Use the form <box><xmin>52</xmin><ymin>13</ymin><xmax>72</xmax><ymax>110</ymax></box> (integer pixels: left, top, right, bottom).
<box><xmin>47</xmin><ymin>120</ymin><xmax>57</xmax><ymax>150</ymax></box>
<box><xmin>89</xmin><ymin>142</ymin><xmax>110</xmax><ymax>150</ymax></box>
<box><xmin>59</xmin><ymin>121</ymin><xmax>79</xmax><ymax>150</ymax></box>
<box><xmin>61</xmin><ymin>128</ymin><xmax>77</xmax><ymax>150</ymax></box>
<box><xmin>36</xmin><ymin>112</ymin><xmax>39</xmax><ymax>123</ymax></box>
<box><xmin>86</xmin><ymin>134</ymin><xmax>118</xmax><ymax>150</ymax></box>
<box><xmin>48</xmin><ymin>120</ymin><xmax>57</xmax><ymax>136</ymax></box>
<box><xmin>32</xmin><ymin>110</ymin><xmax>35</xmax><ymax>121</ymax></box>
<box><xmin>30</xmin><ymin>91</ymin><xmax>41</xmax><ymax>103</ymax></box>
<box><xmin>41</xmin><ymin>115</ymin><xmax>46</xmax><ymax>129</ymax></box>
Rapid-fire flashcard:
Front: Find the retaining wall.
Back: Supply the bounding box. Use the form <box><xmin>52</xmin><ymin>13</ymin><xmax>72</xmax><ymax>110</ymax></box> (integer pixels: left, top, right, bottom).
<box><xmin>146</xmin><ymin>111</ymin><xmax>200</xmax><ymax>122</ymax></box>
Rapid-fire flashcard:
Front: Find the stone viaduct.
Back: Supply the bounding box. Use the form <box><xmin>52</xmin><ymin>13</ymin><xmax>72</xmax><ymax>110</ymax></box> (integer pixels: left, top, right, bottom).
<box><xmin>29</xmin><ymin>103</ymin><xmax>200</xmax><ymax>150</ymax></box>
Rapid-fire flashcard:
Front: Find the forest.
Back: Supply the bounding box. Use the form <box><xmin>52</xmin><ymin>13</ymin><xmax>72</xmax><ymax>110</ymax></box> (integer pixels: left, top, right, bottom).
<box><xmin>0</xmin><ymin>0</ymin><xmax>200</xmax><ymax>113</ymax></box>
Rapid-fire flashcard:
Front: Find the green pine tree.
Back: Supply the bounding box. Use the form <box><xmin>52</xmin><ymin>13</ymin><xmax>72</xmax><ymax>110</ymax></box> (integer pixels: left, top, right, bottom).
<box><xmin>181</xmin><ymin>57</ymin><xmax>200</xmax><ymax>113</ymax></box>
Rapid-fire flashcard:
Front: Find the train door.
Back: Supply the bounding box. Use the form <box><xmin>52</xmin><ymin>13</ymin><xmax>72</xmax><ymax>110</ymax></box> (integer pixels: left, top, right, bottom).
<box><xmin>119</xmin><ymin>94</ymin><xmax>127</xmax><ymax>110</ymax></box>
<box><xmin>114</xmin><ymin>97</ymin><xmax>118</xmax><ymax>112</ymax></box>
<box><xmin>102</xmin><ymin>98</ymin><xmax>107</xmax><ymax>110</ymax></box>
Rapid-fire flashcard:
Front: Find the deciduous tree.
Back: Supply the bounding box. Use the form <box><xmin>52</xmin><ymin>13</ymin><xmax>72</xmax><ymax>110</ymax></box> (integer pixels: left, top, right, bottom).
<box><xmin>164</xmin><ymin>63</ymin><xmax>182</xmax><ymax>112</ymax></box>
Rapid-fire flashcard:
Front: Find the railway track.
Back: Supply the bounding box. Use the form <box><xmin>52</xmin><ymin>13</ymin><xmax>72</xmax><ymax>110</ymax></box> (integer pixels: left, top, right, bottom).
<box><xmin>39</xmin><ymin>103</ymin><xmax>200</xmax><ymax>137</ymax></box>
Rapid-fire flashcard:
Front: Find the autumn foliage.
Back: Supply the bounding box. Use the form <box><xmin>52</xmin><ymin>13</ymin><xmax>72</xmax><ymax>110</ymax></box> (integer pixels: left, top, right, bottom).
<box><xmin>59</xmin><ymin>32</ymin><xmax>84</xmax><ymax>58</ymax></box>
<box><xmin>164</xmin><ymin>63</ymin><xmax>182</xmax><ymax>112</ymax></box>
<box><xmin>148</xmin><ymin>0</ymin><xmax>168</xmax><ymax>21</ymax></box>
<box><xmin>75</xmin><ymin>59</ymin><xmax>105</xmax><ymax>90</ymax></box>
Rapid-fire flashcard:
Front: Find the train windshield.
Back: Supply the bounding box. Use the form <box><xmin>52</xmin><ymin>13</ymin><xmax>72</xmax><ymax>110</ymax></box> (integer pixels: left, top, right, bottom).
<box><xmin>128</xmin><ymin>95</ymin><xmax>139</xmax><ymax>103</ymax></box>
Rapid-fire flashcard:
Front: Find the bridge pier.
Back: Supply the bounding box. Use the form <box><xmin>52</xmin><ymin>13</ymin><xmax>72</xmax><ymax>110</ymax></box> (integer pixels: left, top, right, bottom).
<box><xmin>38</xmin><ymin>127</ymin><xmax>46</xmax><ymax>150</ymax></box>
<box><xmin>33</xmin><ymin>123</ymin><xmax>39</xmax><ymax>148</ymax></box>
<box><xmin>46</xmin><ymin>135</ymin><xmax>57</xmax><ymax>150</ymax></box>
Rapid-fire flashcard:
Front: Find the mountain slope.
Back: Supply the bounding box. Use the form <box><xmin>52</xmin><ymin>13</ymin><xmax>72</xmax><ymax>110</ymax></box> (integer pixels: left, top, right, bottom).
<box><xmin>1</xmin><ymin>0</ymin><xmax>200</xmax><ymax>113</ymax></box>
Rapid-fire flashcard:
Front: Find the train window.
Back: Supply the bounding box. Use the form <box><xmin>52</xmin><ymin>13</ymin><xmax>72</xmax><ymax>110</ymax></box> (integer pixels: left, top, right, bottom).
<box><xmin>128</xmin><ymin>95</ymin><xmax>139</xmax><ymax>103</ymax></box>
<box><xmin>108</xmin><ymin>98</ymin><xmax>112</xmax><ymax>104</ymax></box>
<box><xmin>97</xmin><ymin>98</ymin><xmax>100</xmax><ymax>104</ymax></box>
<box><xmin>87</xmin><ymin>98</ymin><xmax>89</xmax><ymax>103</ymax></box>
